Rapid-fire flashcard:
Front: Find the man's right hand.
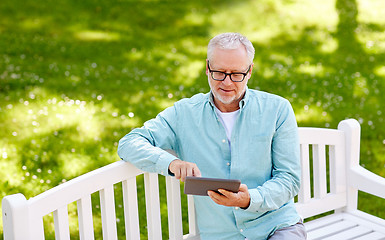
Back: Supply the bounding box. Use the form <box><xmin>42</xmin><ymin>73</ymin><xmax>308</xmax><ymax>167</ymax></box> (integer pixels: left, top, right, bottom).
<box><xmin>168</xmin><ymin>159</ymin><xmax>201</xmax><ymax>182</ymax></box>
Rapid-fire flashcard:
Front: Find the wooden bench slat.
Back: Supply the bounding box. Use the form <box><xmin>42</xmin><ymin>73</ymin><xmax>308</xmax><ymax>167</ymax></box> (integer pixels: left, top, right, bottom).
<box><xmin>313</xmin><ymin>144</ymin><xmax>327</xmax><ymax>199</ymax></box>
<box><xmin>100</xmin><ymin>186</ymin><xmax>118</xmax><ymax>240</ymax></box>
<box><xmin>307</xmin><ymin>219</ymin><xmax>357</xmax><ymax>239</ymax></box>
<box><xmin>299</xmin><ymin>144</ymin><xmax>311</xmax><ymax>203</ymax></box>
<box><xmin>144</xmin><ymin>173</ymin><xmax>162</xmax><ymax>240</ymax></box>
<box><xmin>329</xmin><ymin>145</ymin><xmax>344</xmax><ymax>194</ymax></box>
<box><xmin>53</xmin><ymin>205</ymin><xmax>70</xmax><ymax>240</ymax></box>
<box><xmin>166</xmin><ymin>177</ymin><xmax>183</xmax><ymax>240</ymax></box>
<box><xmin>354</xmin><ymin>231</ymin><xmax>385</xmax><ymax>240</ymax></box>
<box><xmin>77</xmin><ymin>195</ymin><xmax>95</xmax><ymax>240</ymax></box>
<box><xmin>187</xmin><ymin>195</ymin><xmax>198</xmax><ymax>237</ymax></box>
<box><xmin>122</xmin><ymin>178</ymin><xmax>140</xmax><ymax>240</ymax></box>
<box><xmin>299</xmin><ymin>128</ymin><xmax>344</xmax><ymax>145</ymax></box>
<box><xmin>322</xmin><ymin>225</ymin><xmax>372</xmax><ymax>240</ymax></box>
<box><xmin>343</xmin><ymin>211</ymin><xmax>385</xmax><ymax>234</ymax></box>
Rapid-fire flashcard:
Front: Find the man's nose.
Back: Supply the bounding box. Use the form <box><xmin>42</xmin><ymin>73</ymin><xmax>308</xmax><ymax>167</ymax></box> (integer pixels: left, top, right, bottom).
<box><xmin>222</xmin><ymin>74</ymin><xmax>233</xmax><ymax>85</ymax></box>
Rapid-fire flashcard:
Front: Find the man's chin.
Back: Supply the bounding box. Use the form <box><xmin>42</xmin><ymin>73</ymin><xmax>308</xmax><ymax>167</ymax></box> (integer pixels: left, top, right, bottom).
<box><xmin>216</xmin><ymin>96</ymin><xmax>236</xmax><ymax>105</ymax></box>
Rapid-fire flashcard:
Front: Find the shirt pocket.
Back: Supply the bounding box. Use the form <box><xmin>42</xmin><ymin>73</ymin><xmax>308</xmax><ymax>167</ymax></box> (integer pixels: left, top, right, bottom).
<box><xmin>245</xmin><ymin>135</ymin><xmax>273</xmax><ymax>175</ymax></box>
<box><xmin>251</xmin><ymin>135</ymin><xmax>273</xmax><ymax>151</ymax></box>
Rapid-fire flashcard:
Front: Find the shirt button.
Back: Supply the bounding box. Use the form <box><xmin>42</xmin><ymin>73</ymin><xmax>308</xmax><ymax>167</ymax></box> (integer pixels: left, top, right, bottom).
<box><xmin>235</xmin><ymin>207</ymin><xmax>239</xmax><ymax>210</ymax></box>
<box><xmin>222</xmin><ymin>139</ymin><xmax>226</xmax><ymax>143</ymax></box>
<box><xmin>240</xmin><ymin>229</ymin><xmax>244</xmax><ymax>233</ymax></box>
<box><xmin>226</xmin><ymin>162</ymin><xmax>230</xmax><ymax>166</ymax></box>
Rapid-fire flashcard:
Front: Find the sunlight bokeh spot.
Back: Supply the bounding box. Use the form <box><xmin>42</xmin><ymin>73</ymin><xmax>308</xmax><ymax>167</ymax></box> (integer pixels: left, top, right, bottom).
<box><xmin>75</xmin><ymin>30</ymin><xmax>120</xmax><ymax>42</ymax></box>
<box><xmin>353</xmin><ymin>76</ymin><xmax>369</xmax><ymax>97</ymax></box>
<box><xmin>296</xmin><ymin>104</ymin><xmax>332</xmax><ymax>124</ymax></box>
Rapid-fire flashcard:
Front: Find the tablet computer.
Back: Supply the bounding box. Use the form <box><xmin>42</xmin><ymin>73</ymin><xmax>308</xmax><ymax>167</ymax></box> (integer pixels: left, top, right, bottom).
<box><xmin>184</xmin><ymin>176</ymin><xmax>241</xmax><ymax>196</ymax></box>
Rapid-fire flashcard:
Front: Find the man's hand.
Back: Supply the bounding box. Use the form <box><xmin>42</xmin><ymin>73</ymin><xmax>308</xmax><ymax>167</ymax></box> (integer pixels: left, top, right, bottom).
<box><xmin>207</xmin><ymin>184</ymin><xmax>250</xmax><ymax>209</ymax></box>
<box><xmin>168</xmin><ymin>159</ymin><xmax>201</xmax><ymax>182</ymax></box>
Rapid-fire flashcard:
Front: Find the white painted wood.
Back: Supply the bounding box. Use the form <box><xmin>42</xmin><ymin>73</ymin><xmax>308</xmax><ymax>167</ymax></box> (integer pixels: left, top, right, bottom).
<box><xmin>166</xmin><ymin>176</ymin><xmax>183</xmax><ymax>240</ymax></box>
<box><xmin>306</xmin><ymin>219</ymin><xmax>357</xmax><ymax>239</ymax></box>
<box><xmin>1</xmin><ymin>194</ymin><xmax>38</xmax><ymax>240</ymax></box>
<box><xmin>298</xmin><ymin>128</ymin><xmax>344</xmax><ymax>145</ymax></box>
<box><xmin>28</xmin><ymin>215</ymin><xmax>45</xmax><ymax>240</ymax></box>
<box><xmin>298</xmin><ymin>143</ymin><xmax>311</xmax><ymax>203</ymax></box>
<box><xmin>354</xmin><ymin>232</ymin><xmax>385</xmax><ymax>240</ymax></box>
<box><xmin>100</xmin><ymin>186</ymin><xmax>118</xmax><ymax>240</ymax></box>
<box><xmin>295</xmin><ymin>192</ymin><xmax>346</xmax><ymax>219</ymax></box>
<box><xmin>27</xmin><ymin>161</ymin><xmax>143</xmax><ymax>217</ymax></box>
<box><xmin>187</xmin><ymin>195</ymin><xmax>198</xmax><ymax>237</ymax></box>
<box><xmin>344</xmin><ymin>210</ymin><xmax>385</xmax><ymax>234</ymax></box>
<box><xmin>338</xmin><ymin>119</ymin><xmax>361</xmax><ymax>211</ymax></box>
<box><xmin>304</xmin><ymin>211</ymin><xmax>385</xmax><ymax>239</ymax></box>
<box><xmin>122</xmin><ymin>178</ymin><xmax>140</xmax><ymax>240</ymax></box>
<box><xmin>312</xmin><ymin>144</ymin><xmax>327</xmax><ymax>199</ymax></box>
<box><xmin>53</xmin><ymin>206</ymin><xmax>70</xmax><ymax>240</ymax></box>
<box><xmin>77</xmin><ymin>195</ymin><xmax>95</xmax><ymax>240</ymax></box>
<box><xmin>328</xmin><ymin>144</ymin><xmax>346</xmax><ymax>195</ymax></box>
<box><xmin>321</xmin><ymin>225</ymin><xmax>372</xmax><ymax>240</ymax></box>
<box><xmin>144</xmin><ymin>173</ymin><xmax>162</xmax><ymax>240</ymax></box>
<box><xmin>304</xmin><ymin>213</ymin><xmax>344</xmax><ymax>232</ymax></box>
<box><xmin>348</xmin><ymin>165</ymin><xmax>385</xmax><ymax>199</ymax></box>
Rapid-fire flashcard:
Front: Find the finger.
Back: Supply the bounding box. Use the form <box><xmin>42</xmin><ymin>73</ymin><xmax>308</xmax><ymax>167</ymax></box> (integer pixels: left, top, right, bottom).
<box><xmin>186</xmin><ymin>165</ymin><xmax>193</xmax><ymax>178</ymax></box>
<box><xmin>239</xmin><ymin>184</ymin><xmax>248</xmax><ymax>192</ymax></box>
<box><xmin>174</xmin><ymin>168</ymin><xmax>181</xmax><ymax>180</ymax></box>
<box><xmin>218</xmin><ymin>189</ymin><xmax>233</xmax><ymax>198</ymax></box>
<box><xmin>193</xmin><ymin>166</ymin><xmax>202</xmax><ymax>177</ymax></box>
<box><xmin>181</xmin><ymin>165</ymin><xmax>191</xmax><ymax>182</ymax></box>
<box><xmin>207</xmin><ymin>191</ymin><xmax>222</xmax><ymax>204</ymax></box>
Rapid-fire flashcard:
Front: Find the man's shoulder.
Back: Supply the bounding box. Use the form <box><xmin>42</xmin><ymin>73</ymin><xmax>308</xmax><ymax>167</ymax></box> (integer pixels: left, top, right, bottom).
<box><xmin>248</xmin><ymin>89</ymin><xmax>289</xmax><ymax>104</ymax></box>
<box><xmin>175</xmin><ymin>92</ymin><xmax>209</xmax><ymax>107</ymax></box>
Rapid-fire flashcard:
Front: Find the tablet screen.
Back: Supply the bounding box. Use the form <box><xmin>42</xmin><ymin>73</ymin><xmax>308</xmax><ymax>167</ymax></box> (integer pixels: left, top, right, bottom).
<box><xmin>184</xmin><ymin>176</ymin><xmax>241</xmax><ymax>196</ymax></box>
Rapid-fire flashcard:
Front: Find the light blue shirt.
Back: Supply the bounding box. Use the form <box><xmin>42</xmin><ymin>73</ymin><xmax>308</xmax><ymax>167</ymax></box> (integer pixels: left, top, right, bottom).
<box><xmin>118</xmin><ymin>88</ymin><xmax>301</xmax><ymax>240</ymax></box>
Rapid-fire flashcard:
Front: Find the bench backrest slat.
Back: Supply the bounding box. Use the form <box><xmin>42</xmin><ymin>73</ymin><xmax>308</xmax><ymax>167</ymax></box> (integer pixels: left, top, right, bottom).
<box><xmin>299</xmin><ymin>143</ymin><xmax>311</xmax><ymax>203</ymax></box>
<box><xmin>100</xmin><ymin>185</ymin><xmax>118</xmax><ymax>240</ymax></box>
<box><xmin>166</xmin><ymin>177</ymin><xmax>183</xmax><ymax>239</ymax></box>
<box><xmin>144</xmin><ymin>173</ymin><xmax>162</xmax><ymax>240</ymax></box>
<box><xmin>53</xmin><ymin>206</ymin><xmax>70</xmax><ymax>240</ymax></box>
<box><xmin>187</xmin><ymin>195</ymin><xmax>198</xmax><ymax>237</ymax></box>
<box><xmin>312</xmin><ymin>144</ymin><xmax>327</xmax><ymax>199</ymax></box>
<box><xmin>77</xmin><ymin>195</ymin><xmax>95</xmax><ymax>240</ymax></box>
<box><xmin>122</xmin><ymin>178</ymin><xmax>140</xmax><ymax>240</ymax></box>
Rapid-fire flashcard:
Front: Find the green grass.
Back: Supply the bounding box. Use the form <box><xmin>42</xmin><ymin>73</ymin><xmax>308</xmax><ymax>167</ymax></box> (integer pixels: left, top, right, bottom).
<box><xmin>1</xmin><ymin>0</ymin><xmax>385</xmax><ymax>238</ymax></box>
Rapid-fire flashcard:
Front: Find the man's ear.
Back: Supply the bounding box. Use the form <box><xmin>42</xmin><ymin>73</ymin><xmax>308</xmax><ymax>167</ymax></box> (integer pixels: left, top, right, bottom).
<box><xmin>248</xmin><ymin>63</ymin><xmax>254</xmax><ymax>78</ymax></box>
<box><xmin>205</xmin><ymin>59</ymin><xmax>209</xmax><ymax>76</ymax></box>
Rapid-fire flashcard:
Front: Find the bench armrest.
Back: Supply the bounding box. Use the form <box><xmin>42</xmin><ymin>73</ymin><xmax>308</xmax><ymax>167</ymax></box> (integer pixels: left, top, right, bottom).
<box><xmin>348</xmin><ymin>165</ymin><xmax>385</xmax><ymax>199</ymax></box>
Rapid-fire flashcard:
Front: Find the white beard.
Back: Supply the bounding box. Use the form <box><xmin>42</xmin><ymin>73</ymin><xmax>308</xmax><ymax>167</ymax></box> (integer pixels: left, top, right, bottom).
<box><xmin>209</xmin><ymin>80</ymin><xmax>247</xmax><ymax>106</ymax></box>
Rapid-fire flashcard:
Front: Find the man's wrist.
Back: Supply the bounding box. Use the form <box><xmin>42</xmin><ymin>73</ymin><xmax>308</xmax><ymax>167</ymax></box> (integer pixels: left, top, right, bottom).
<box><xmin>168</xmin><ymin>159</ymin><xmax>180</xmax><ymax>176</ymax></box>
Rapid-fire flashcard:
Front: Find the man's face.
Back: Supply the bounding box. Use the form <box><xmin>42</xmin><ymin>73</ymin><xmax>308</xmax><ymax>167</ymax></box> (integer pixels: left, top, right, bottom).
<box><xmin>206</xmin><ymin>46</ymin><xmax>253</xmax><ymax>112</ymax></box>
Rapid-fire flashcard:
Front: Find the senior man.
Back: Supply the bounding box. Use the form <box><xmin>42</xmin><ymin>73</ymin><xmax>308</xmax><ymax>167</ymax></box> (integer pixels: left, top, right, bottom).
<box><xmin>118</xmin><ymin>32</ymin><xmax>306</xmax><ymax>239</ymax></box>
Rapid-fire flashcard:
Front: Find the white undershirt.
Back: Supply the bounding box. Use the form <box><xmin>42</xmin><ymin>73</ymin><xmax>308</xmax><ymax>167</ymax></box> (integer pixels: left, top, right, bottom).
<box><xmin>214</xmin><ymin>107</ymin><xmax>240</xmax><ymax>145</ymax></box>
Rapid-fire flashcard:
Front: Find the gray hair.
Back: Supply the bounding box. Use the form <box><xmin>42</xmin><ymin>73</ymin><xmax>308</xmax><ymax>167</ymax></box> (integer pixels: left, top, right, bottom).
<box><xmin>207</xmin><ymin>32</ymin><xmax>255</xmax><ymax>64</ymax></box>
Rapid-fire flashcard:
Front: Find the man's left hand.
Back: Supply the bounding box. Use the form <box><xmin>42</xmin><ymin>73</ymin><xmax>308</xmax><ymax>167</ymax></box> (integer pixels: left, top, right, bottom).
<box><xmin>208</xmin><ymin>184</ymin><xmax>250</xmax><ymax>209</ymax></box>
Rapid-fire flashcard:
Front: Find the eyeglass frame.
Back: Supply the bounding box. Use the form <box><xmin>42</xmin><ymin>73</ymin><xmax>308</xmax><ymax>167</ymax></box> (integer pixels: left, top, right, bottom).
<box><xmin>207</xmin><ymin>60</ymin><xmax>251</xmax><ymax>82</ymax></box>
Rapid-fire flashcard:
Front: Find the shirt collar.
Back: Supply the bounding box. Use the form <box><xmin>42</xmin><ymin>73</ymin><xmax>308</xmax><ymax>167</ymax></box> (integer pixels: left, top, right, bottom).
<box><xmin>207</xmin><ymin>87</ymin><xmax>250</xmax><ymax>111</ymax></box>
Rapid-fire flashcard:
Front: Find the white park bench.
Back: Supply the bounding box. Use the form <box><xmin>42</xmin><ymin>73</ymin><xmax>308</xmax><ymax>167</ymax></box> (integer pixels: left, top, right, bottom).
<box><xmin>2</xmin><ymin>119</ymin><xmax>385</xmax><ymax>240</ymax></box>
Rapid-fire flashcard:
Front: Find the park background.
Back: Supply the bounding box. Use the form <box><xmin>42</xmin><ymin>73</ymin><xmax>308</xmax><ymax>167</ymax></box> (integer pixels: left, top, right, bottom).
<box><xmin>1</xmin><ymin>0</ymin><xmax>385</xmax><ymax>238</ymax></box>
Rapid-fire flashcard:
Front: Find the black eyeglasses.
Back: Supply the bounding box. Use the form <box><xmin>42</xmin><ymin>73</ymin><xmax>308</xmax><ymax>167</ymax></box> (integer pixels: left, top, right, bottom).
<box><xmin>207</xmin><ymin>60</ymin><xmax>251</xmax><ymax>82</ymax></box>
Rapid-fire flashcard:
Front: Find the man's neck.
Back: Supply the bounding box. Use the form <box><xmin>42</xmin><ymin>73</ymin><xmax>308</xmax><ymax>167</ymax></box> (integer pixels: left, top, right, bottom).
<box><xmin>213</xmin><ymin>98</ymin><xmax>240</xmax><ymax>112</ymax></box>
<box><xmin>213</xmin><ymin>92</ymin><xmax>245</xmax><ymax>113</ymax></box>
